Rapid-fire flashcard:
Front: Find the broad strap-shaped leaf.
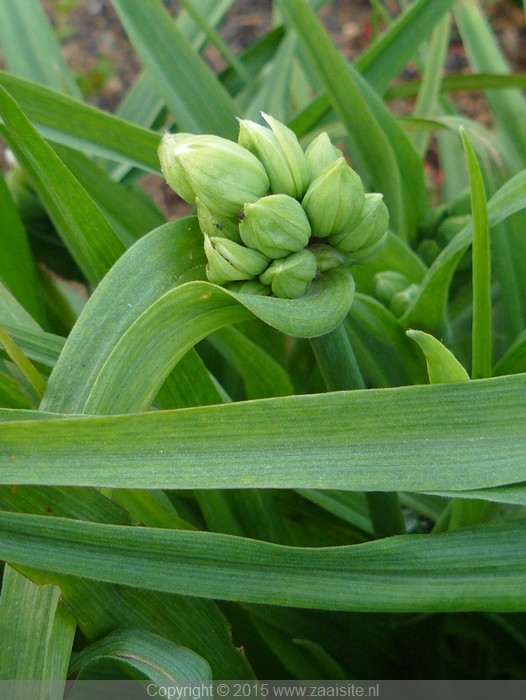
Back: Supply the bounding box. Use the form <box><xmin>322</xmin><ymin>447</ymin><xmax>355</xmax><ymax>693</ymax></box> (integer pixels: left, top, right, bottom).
<box><xmin>2</xmin><ymin>373</ymin><xmax>526</xmax><ymax>493</ymax></box>
<box><xmin>1</xmin><ymin>512</ymin><xmax>526</xmax><ymax>612</ymax></box>
<box><xmin>0</xmin><ymin>565</ymin><xmax>75</xmax><ymax>682</ymax></box>
<box><xmin>0</xmin><ymin>86</ymin><xmax>125</xmax><ymax>287</ymax></box>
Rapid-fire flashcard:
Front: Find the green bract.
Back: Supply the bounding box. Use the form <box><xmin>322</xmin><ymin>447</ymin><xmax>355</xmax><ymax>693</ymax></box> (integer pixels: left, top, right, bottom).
<box><xmin>240</xmin><ymin>194</ymin><xmax>311</xmax><ymax>259</ymax></box>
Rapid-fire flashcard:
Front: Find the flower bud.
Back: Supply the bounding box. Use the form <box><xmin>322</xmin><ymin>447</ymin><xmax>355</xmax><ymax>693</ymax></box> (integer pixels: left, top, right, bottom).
<box><xmin>158</xmin><ymin>132</ymin><xmax>269</xmax><ymax>217</ymax></box>
<box><xmin>374</xmin><ymin>270</ymin><xmax>411</xmax><ymax>306</ymax></box>
<box><xmin>238</xmin><ymin>113</ymin><xmax>309</xmax><ymax>199</ymax></box>
<box><xmin>225</xmin><ymin>279</ymin><xmax>272</xmax><ymax>296</ymax></box>
<box><xmin>204</xmin><ymin>234</ymin><xmax>269</xmax><ymax>285</ymax></box>
<box><xmin>328</xmin><ymin>193</ymin><xmax>388</xmax><ymax>254</ymax></box>
<box><xmin>158</xmin><ymin>133</ymin><xmax>197</xmax><ymax>203</ymax></box>
<box><xmin>259</xmin><ymin>249</ymin><xmax>318</xmax><ymax>299</ymax></box>
<box><xmin>309</xmin><ymin>243</ymin><xmax>350</xmax><ymax>272</ymax></box>
<box><xmin>390</xmin><ymin>283</ymin><xmax>420</xmax><ymax>318</ymax></box>
<box><xmin>304</xmin><ymin>132</ymin><xmax>342</xmax><ymax>180</ymax></box>
<box><xmin>239</xmin><ymin>194</ymin><xmax>311</xmax><ymax>259</ymax></box>
<box><xmin>196</xmin><ymin>197</ymin><xmax>241</xmax><ymax>243</ymax></box>
<box><xmin>301</xmin><ymin>157</ymin><xmax>364</xmax><ymax>237</ymax></box>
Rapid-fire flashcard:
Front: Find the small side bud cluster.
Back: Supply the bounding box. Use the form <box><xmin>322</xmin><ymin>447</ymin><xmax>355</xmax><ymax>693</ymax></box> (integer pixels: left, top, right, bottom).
<box><xmin>159</xmin><ymin>116</ymin><xmax>389</xmax><ymax>299</ymax></box>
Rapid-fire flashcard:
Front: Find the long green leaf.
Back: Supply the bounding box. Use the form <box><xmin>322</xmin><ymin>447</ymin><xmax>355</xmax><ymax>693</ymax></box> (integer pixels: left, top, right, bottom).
<box><xmin>111</xmin><ymin>0</ymin><xmax>238</xmax><ymax>138</ymax></box>
<box><xmin>357</xmin><ymin>0</ymin><xmax>457</xmax><ymax>95</ymax></box>
<box><xmin>461</xmin><ymin>128</ymin><xmax>492</xmax><ymax>379</ymax></box>
<box><xmin>0</xmin><ymin>86</ymin><xmax>125</xmax><ymax>287</ymax></box>
<box><xmin>2</xmin><ymin>512</ymin><xmax>526</xmax><ymax>612</ymax></box>
<box><xmin>386</xmin><ymin>73</ymin><xmax>526</xmax><ymax>100</ymax></box>
<box><xmin>2</xmin><ymin>373</ymin><xmax>525</xmax><ymax>492</ymax></box>
<box><xmin>454</xmin><ymin>0</ymin><xmax>526</xmax><ymax>166</ymax></box>
<box><xmin>0</xmin><ymin>71</ymin><xmax>161</xmax><ymax>172</ymax></box>
<box><xmin>290</xmin><ymin>0</ymin><xmax>459</xmax><ymax>136</ymax></box>
<box><xmin>0</xmin><ymin>171</ymin><xmax>45</xmax><ymax>324</ymax></box>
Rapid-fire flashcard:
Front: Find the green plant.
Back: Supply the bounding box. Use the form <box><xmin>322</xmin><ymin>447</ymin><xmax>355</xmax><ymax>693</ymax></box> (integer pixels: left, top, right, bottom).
<box><xmin>1</xmin><ymin>0</ymin><xmax>526</xmax><ymax>684</ymax></box>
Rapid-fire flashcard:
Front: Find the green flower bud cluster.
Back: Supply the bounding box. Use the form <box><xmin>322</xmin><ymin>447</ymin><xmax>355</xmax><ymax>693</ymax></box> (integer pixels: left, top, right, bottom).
<box><xmin>158</xmin><ymin>114</ymin><xmax>389</xmax><ymax>299</ymax></box>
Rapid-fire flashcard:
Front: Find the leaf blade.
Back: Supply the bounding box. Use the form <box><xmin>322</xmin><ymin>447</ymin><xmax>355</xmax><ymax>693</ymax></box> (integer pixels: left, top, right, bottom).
<box><xmin>1</xmin><ymin>512</ymin><xmax>525</xmax><ymax>612</ymax></box>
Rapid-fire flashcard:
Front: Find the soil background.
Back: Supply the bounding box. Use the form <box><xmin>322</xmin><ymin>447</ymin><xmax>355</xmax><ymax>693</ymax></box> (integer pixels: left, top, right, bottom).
<box><xmin>29</xmin><ymin>0</ymin><xmax>526</xmax><ymax>114</ymax></box>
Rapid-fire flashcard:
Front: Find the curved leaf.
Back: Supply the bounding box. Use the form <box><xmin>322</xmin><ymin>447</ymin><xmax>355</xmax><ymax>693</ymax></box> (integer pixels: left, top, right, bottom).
<box><xmin>407</xmin><ymin>329</ymin><xmax>470</xmax><ymax>384</ymax></box>
<box><xmin>70</xmin><ymin>628</ymin><xmax>212</xmax><ymax>682</ymax></box>
<box><xmin>41</xmin><ymin>217</ymin><xmax>354</xmax><ymax>414</ymax></box>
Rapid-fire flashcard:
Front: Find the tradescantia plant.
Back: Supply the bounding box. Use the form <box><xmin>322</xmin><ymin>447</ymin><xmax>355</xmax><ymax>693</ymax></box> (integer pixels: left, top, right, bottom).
<box><xmin>1</xmin><ymin>0</ymin><xmax>526</xmax><ymax>685</ymax></box>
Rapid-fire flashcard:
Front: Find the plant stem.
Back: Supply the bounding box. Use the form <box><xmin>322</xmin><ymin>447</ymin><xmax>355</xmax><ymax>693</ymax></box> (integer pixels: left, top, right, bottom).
<box><xmin>310</xmin><ymin>323</ymin><xmax>406</xmax><ymax>538</ymax></box>
<box><xmin>310</xmin><ymin>322</ymin><xmax>365</xmax><ymax>391</ymax></box>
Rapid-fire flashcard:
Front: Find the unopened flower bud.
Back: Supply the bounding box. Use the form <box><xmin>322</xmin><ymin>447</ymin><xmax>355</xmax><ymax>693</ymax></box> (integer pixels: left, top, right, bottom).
<box><xmin>239</xmin><ymin>194</ymin><xmax>311</xmax><ymax>259</ymax></box>
<box><xmin>374</xmin><ymin>270</ymin><xmax>411</xmax><ymax>306</ymax></box>
<box><xmin>204</xmin><ymin>234</ymin><xmax>269</xmax><ymax>285</ymax></box>
<box><xmin>259</xmin><ymin>249</ymin><xmax>317</xmax><ymax>299</ymax></box>
<box><xmin>196</xmin><ymin>197</ymin><xmax>241</xmax><ymax>243</ymax></box>
<box><xmin>225</xmin><ymin>279</ymin><xmax>272</xmax><ymax>296</ymax></box>
<box><xmin>305</xmin><ymin>132</ymin><xmax>342</xmax><ymax>180</ymax></box>
<box><xmin>238</xmin><ymin>113</ymin><xmax>309</xmax><ymax>199</ymax></box>
<box><xmin>158</xmin><ymin>133</ymin><xmax>196</xmax><ymax>203</ymax></box>
<box><xmin>158</xmin><ymin>132</ymin><xmax>269</xmax><ymax>218</ymax></box>
<box><xmin>328</xmin><ymin>193</ymin><xmax>388</xmax><ymax>255</ymax></box>
<box><xmin>390</xmin><ymin>283</ymin><xmax>420</xmax><ymax>318</ymax></box>
<box><xmin>309</xmin><ymin>243</ymin><xmax>350</xmax><ymax>272</ymax></box>
<box><xmin>302</xmin><ymin>157</ymin><xmax>364</xmax><ymax>237</ymax></box>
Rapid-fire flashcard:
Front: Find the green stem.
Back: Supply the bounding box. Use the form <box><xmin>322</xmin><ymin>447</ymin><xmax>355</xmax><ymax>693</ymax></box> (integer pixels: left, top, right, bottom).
<box><xmin>310</xmin><ymin>323</ymin><xmax>365</xmax><ymax>391</ymax></box>
<box><xmin>310</xmin><ymin>323</ymin><xmax>406</xmax><ymax>538</ymax></box>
